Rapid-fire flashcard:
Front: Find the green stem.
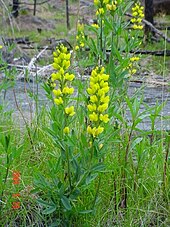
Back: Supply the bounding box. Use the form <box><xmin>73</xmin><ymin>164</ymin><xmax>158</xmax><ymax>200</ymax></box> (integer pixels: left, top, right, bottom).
<box><xmin>99</xmin><ymin>17</ymin><xmax>103</xmax><ymax>65</ymax></box>
<box><xmin>92</xmin><ymin>174</ymin><xmax>101</xmax><ymax>209</ymax></box>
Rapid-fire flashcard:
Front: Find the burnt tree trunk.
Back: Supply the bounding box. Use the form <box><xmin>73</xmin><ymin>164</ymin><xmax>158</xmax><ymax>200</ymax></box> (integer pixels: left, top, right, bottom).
<box><xmin>66</xmin><ymin>0</ymin><xmax>70</xmax><ymax>30</ymax></box>
<box><xmin>145</xmin><ymin>0</ymin><xmax>154</xmax><ymax>35</ymax></box>
<box><xmin>33</xmin><ymin>0</ymin><xmax>37</xmax><ymax>16</ymax></box>
<box><xmin>12</xmin><ymin>0</ymin><xmax>19</xmax><ymax>18</ymax></box>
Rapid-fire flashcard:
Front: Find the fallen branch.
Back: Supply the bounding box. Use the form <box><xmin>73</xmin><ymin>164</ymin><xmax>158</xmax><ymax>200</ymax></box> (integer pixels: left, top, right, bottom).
<box><xmin>129</xmin><ymin>50</ymin><xmax>170</xmax><ymax>56</ymax></box>
<box><xmin>130</xmin><ymin>79</ymin><xmax>169</xmax><ymax>86</ymax></box>
<box><xmin>125</xmin><ymin>12</ymin><xmax>170</xmax><ymax>43</ymax></box>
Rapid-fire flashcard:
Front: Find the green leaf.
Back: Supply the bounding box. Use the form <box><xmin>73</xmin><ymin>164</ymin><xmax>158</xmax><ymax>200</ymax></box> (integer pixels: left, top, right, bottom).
<box><xmin>86</xmin><ymin>173</ymin><xmax>98</xmax><ymax>185</ymax></box>
<box><xmin>61</xmin><ymin>196</ymin><xmax>72</xmax><ymax>210</ymax></box>
<box><xmin>37</xmin><ymin>199</ymin><xmax>54</xmax><ymax>207</ymax></box>
<box><xmin>131</xmin><ymin>137</ymin><xmax>143</xmax><ymax>151</ymax></box>
<box><xmin>79</xmin><ymin>209</ymin><xmax>93</xmax><ymax>214</ymax></box>
<box><xmin>91</xmin><ymin>163</ymin><xmax>105</xmax><ymax>172</ymax></box>
<box><xmin>42</xmin><ymin>205</ymin><xmax>56</xmax><ymax>215</ymax></box>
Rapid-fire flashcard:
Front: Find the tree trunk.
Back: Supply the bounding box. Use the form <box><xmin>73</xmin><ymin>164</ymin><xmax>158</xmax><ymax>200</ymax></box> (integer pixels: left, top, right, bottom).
<box><xmin>33</xmin><ymin>0</ymin><xmax>37</xmax><ymax>16</ymax></box>
<box><xmin>145</xmin><ymin>0</ymin><xmax>154</xmax><ymax>35</ymax></box>
<box><xmin>66</xmin><ymin>0</ymin><xmax>70</xmax><ymax>30</ymax></box>
<box><xmin>12</xmin><ymin>0</ymin><xmax>19</xmax><ymax>18</ymax></box>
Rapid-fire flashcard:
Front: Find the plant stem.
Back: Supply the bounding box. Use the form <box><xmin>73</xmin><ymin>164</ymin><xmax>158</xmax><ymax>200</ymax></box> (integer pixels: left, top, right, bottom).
<box><xmin>99</xmin><ymin>17</ymin><xmax>103</xmax><ymax>65</ymax></box>
<box><xmin>121</xmin><ymin>125</ymin><xmax>133</xmax><ymax>208</ymax></box>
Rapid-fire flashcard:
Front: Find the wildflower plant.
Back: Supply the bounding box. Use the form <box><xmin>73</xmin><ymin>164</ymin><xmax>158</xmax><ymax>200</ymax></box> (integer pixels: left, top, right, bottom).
<box><xmin>31</xmin><ymin>1</ymin><xmax>170</xmax><ymax>226</ymax></box>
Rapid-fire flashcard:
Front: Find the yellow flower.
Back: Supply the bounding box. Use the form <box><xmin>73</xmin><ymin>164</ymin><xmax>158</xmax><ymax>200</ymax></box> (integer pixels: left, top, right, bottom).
<box><xmin>64</xmin><ymin>73</ymin><xmax>75</xmax><ymax>81</ymax></box>
<box><xmin>53</xmin><ymin>89</ymin><xmax>62</xmax><ymax>96</ymax></box>
<box><xmin>87</xmin><ymin>126</ymin><xmax>104</xmax><ymax>137</ymax></box>
<box><xmin>130</xmin><ymin>57</ymin><xmax>140</xmax><ymax>62</ymax></box>
<box><xmin>75</xmin><ymin>45</ymin><xmax>79</xmax><ymax>51</ymax></box>
<box><xmin>98</xmin><ymin>103</ymin><xmax>108</xmax><ymax>112</ymax></box>
<box><xmin>101</xmin><ymin>74</ymin><xmax>109</xmax><ymax>81</ymax></box>
<box><xmin>62</xmin><ymin>59</ymin><xmax>70</xmax><ymax>69</ymax></box>
<box><xmin>94</xmin><ymin>0</ymin><xmax>99</xmax><ymax>6</ymax></box>
<box><xmin>54</xmin><ymin>97</ymin><xmax>63</xmax><ymax>105</ymax></box>
<box><xmin>0</xmin><ymin>45</ymin><xmax>3</xmax><ymax>49</ymax></box>
<box><xmin>132</xmin><ymin>11</ymin><xmax>138</xmax><ymax>17</ymax></box>
<box><xmin>100</xmin><ymin>96</ymin><xmax>110</xmax><ymax>104</ymax></box>
<box><xmin>51</xmin><ymin>73</ymin><xmax>61</xmax><ymax>81</ymax></box>
<box><xmin>62</xmin><ymin>87</ymin><xmax>74</xmax><ymax>95</ymax></box>
<box><xmin>80</xmin><ymin>42</ymin><xmax>85</xmax><ymax>47</ymax></box>
<box><xmin>100</xmin><ymin>80</ymin><xmax>108</xmax><ymax>88</ymax></box>
<box><xmin>101</xmin><ymin>86</ymin><xmax>109</xmax><ymax>93</ymax></box>
<box><xmin>96</xmin><ymin>8</ymin><xmax>105</xmax><ymax>15</ymax></box>
<box><xmin>99</xmin><ymin>114</ymin><xmax>109</xmax><ymax>123</ymax></box>
<box><xmin>87</xmin><ymin>125</ymin><xmax>93</xmax><ymax>134</ymax></box>
<box><xmin>65</xmin><ymin>106</ymin><xmax>75</xmax><ymax>116</ymax></box>
<box><xmin>89</xmin><ymin>112</ymin><xmax>98</xmax><ymax>122</ymax></box>
<box><xmin>95</xmin><ymin>126</ymin><xmax>104</xmax><ymax>136</ymax></box>
<box><xmin>90</xmin><ymin>95</ymin><xmax>98</xmax><ymax>103</ymax></box>
<box><xmin>87</xmin><ymin>104</ymin><xmax>97</xmax><ymax>111</ymax></box>
<box><xmin>91</xmin><ymin>24</ymin><xmax>99</xmax><ymax>29</ymax></box>
<box><xmin>63</xmin><ymin>127</ymin><xmax>70</xmax><ymax>134</ymax></box>
<box><xmin>92</xmin><ymin>126</ymin><xmax>104</xmax><ymax>137</ymax></box>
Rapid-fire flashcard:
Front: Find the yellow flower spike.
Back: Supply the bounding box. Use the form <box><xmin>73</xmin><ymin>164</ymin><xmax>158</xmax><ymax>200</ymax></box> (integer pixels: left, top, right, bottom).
<box><xmin>89</xmin><ymin>112</ymin><xmax>98</xmax><ymax>122</ymax></box>
<box><xmin>87</xmin><ymin>66</ymin><xmax>110</xmax><ymax>137</ymax></box>
<box><xmin>63</xmin><ymin>127</ymin><xmax>70</xmax><ymax>134</ymax></box>
<box><xmin>65</xmin><ymin>106</ymin><xmax>75</xmax><ymax>116</ymax></box>
<box><xmin>53</xmin><ymin>89</ymin><xmax>62</xmax><ymax>96</ymax></box>
<box><xmin>131</xmin><ymin>2</ymin><xmax>144</xmax><ymax>30</ymax></box>
<box><xmin>99</xmin><ymin>114</ymin><xmax>109</xmax><ymax>123</ymax></box>
<box><xmin>54</xmin><ymin>97</ymin><xmax>63</xmax><ymax>105</ymax></box>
